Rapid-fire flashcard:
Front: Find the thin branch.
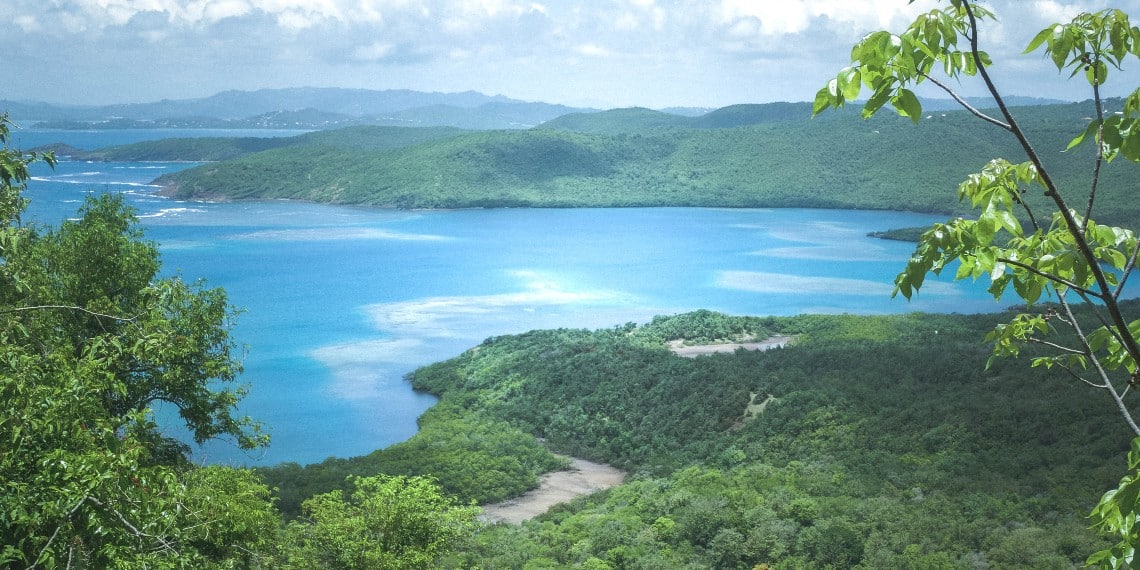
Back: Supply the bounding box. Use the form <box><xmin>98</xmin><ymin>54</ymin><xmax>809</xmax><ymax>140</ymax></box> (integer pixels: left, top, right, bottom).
<box><xmin>1055</xmin><ymin>362</ymin><xmax>1108</xmax><ymax>388</ymax></box>
<box><xmin>963</xmin><ymin>0</ymin><xmax>1140</xmax><ymax>374</ymax></box>
<box><xmin>995</xmin><ymin>256</ymin><xmax>1101</xmax><ymax>298</ymax></box>
<box><xmin>1015</xmin><ymin>193</ymin><xmax>1042</xmax><ymax>233</ymax></box>
<box><xmin>1026</xmin><ymin>337</ymin><xmax>1087</xmax><ymax>355</ymax></box>
<box><xmin>916</xmin><ymin>71</ymin><xmax>1011</xmax><ymax>130</ymax></box>
<box><xmin>1115</xmin><ymin>239</ymin><xmax>1140</xmax><ymax>301</ymax></box>
<box><xmin>1057</xmin><ymin>294</ymin><xmax>1140</xmax><ymax>436</ymax></box>
<box><xmin>0</xmin><ymin>304</ymin><xmax>137</xmax><ymax>322</ymax></box>
<box><xmin>1083</xmin><ymin>63</ymin><xmax>1106</xmax><ymax>232</ymax></box>
<box><xmin>29</xmin><ymin>496</ymin><xmax>89</xmax><ymax>569</ymax></box>
<box><xmin>87</xmin><ymin>496</ymin><xmax>179</xmax><ymax>555</ymax></box>
<box><xmin>1072</xmin><ymin>288</ymin><xmax>1133</xmax><ymax>352</ymax></box>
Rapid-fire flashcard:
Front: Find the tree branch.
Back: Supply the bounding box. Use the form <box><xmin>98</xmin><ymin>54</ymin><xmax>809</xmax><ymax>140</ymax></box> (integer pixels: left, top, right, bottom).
<box><xmin>0</xmin><ymin>304</ymin><xmax>137</xmax><ymax>322</ymax></box>
<box><xmin>29</xmin><ymin>496</ymin><xmax>89</xmax><ymax>569</ymax></box>
<box><xmin>995</xmin><ymin>256</ymin><xmax>1101</xmax><ymax>298</ymax></box>
<box><xmin>88</xmin><ymin>496</ymin><xmax>179</xmax><ymax>555</ymax></box>
<box><xmin>1115</xmin><ymin>239</ymin><xmax>1140</xmax><ymax>302</ymax></box>
<box><xmin>1054</xmin><ymin>362</ymin><xmax>1109</xmax><ymax>389</ymax></box>
<box><xmin>1027</xmin><ymin>337</ymin><xmax>1087</xmax><ymax>355</ymax></box>
<box><xmin>963</xmin><ymin>0</ymin><xmax>1140</xmax><ymax>377</ymax></box>
<box><xmin>916</xmin><ymin>70</ymin><xmax>1011</xmax><ymax>130</ymax></box>
<box><xmin>1057</xmin><ymin>294</ymin><xmax>1140</xmax><ymax>436</ymax></box>
<box><xmin>1083</xmin><ymin>64</ymin><xmax>1107</xmax><ymax>233</ymax></box>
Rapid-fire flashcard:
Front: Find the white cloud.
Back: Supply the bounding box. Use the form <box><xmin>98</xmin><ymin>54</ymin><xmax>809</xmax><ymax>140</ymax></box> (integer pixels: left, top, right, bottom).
<box><xmin>14</xmin><ymin>14</ymin><xmax>41</xmax><ymax>32</ymax></box>
<box><xmin>575</xmin><ymin>43</ymin><xmax>612</xmax><ymax>57</ymax></box>
<box><xmin>717</xmin><ymin>0</ymin><xmax>920</xmax><ymax>35</ymax></box>
<box><xmin>6</xmin><ymin>0</ymin><xmax>1140</xmax><ymax>107</ymax></box>
<box><xmin>351</xmin><ymin>42</ymin><xmax>396</xmax><ymax>61</ymax></box>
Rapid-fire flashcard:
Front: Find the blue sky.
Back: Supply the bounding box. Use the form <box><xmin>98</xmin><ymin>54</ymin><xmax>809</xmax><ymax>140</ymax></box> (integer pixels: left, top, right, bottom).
<box><xmin>5</xmin><ymin>0</ymin><xmax>1140</xmax><ymax>108</ymax></box>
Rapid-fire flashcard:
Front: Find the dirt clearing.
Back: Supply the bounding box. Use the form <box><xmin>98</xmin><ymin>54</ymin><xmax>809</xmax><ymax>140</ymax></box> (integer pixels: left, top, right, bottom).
<box><xmin>668</xmin><ymin>335</ymin><xmax>793</xmax><ymax>357</ymax></box>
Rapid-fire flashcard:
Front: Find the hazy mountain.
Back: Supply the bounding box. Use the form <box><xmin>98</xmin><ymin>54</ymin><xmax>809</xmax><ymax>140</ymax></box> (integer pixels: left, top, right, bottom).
<box><xmin>3</xmin><ymin>88</ymin><xmax>591</xmax><ymax>130</ymax></box>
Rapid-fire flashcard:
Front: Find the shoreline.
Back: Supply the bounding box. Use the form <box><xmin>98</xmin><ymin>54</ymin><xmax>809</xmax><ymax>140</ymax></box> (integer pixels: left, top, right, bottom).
<box><xmin>480</xmin><ymin>458</ymin><xmax>626</xmax><ymax>524</ymax></box>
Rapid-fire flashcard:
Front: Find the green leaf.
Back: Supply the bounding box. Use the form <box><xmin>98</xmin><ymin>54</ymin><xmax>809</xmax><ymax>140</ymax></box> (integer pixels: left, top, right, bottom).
<box><xmin>1087</xmin><ymin>60</ymin><xmax>1109</xmax><ymax>86</ymax></box>
<box><xmin>1051</xmin><ymin>26</ymin><xmax>1072</xmax><ymax>69</ymax></box>
<box><xmin>862</xmin><ymin>84</ymin><xmax>893</xmax><ymax>119</ymax></box>
<box><xmin>1067</xmin><ymin>119</ymin><xmax>1101</xmax><ymax>151</ymax></box>
<box><xmin>838</xmin><ymin>66</ymin><xmax>862</xmax><ymax>101</ymax></box>
<box><xmin>894</xmin><ymin>88</ymin><xmax>922</xmax><ymax>123</ymax></box>
<box><xmin>812</xmin><ymin>87</ymin><xmax>833</xmax><ymax>116</ymax></box>
<box><xmin>1024</xmin><ymin>27</ymin><xmax>1053</xmax><ymax>54</ymax></box>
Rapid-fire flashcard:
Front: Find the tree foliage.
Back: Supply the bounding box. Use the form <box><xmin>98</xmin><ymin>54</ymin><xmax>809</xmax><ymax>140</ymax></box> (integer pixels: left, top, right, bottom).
<box><xmin>401</xmin><ymin>308</ymin><xmax>1131</xmax><ymax>568</ymax></box>
<box><xmin>276</xmin><ymin>474</ymin><xmax>481</xmax><ymax>569</ymax></box>
<box><xmin>814</xmin><ymin>2</ymin><xmax>1140</xmax><ymax>566</ymax></box>
<box><xmin>0</xmin><ymin>113</ymin><xmax>275</xmax><ymax>566</ymax></box>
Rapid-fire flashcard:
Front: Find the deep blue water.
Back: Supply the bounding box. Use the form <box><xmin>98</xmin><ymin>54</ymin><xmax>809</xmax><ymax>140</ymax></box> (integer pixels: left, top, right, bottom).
<box><xmin>18</xmin><ymin>128</ymin><xmax>1022</xmax><ymax>466</ymax></box>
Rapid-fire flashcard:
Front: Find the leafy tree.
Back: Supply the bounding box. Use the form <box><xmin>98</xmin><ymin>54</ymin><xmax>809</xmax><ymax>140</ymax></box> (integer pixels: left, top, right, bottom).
<box><xmin>0</xmin><ymin>113</ymin><xmax>274</xmax><ymax>566</ymax></box>
<box><xmin>813</xmin><ymin>1</ymin><xmax>1140</xmax><ymax>566</ymax></box>
<box><xmin>278</xmin><ymin>474</ymin><xmax>481</xmax><ymax>569</ymax></box>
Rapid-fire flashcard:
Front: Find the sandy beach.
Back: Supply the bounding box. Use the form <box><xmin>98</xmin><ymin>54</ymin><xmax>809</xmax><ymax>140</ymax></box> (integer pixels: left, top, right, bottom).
<box><xmin>480</xmin><ymin>458</ymin><xmax>626</xmax><ymax>524</ymax></box>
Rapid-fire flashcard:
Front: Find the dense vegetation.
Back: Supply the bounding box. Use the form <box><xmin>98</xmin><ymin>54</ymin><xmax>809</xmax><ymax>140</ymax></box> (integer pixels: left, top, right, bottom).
<box><xmin>410</xmin><ymin>308</ymin><xmax>1134</xmax><ymax>568</ymax></box>
<box><xmin>248</xmin><ymin>306</ymin><xmax>1138</xmax><ymax>568</ymax></box>
<box><xmin>42</xmin><ymin>125</ymin><xmax>468</xmax><ymax>162</ymax></box>
<box><xmin>0</xmin><ymin>114</ymin><xmax>484</xmax><ymax>568</ymax></box>
<box><xmin>0</xmin><ymin>115</ymin><xmax>281</xmax><ymax>567</ymax></box>
<box><xmin>261</xmin><ymin>407</ymin><xmax>568</xmax><ymax>518</ymax></box>
<box><xmin>149</xmin><ymin>100</ymin><xmax>1138</xmax><ymax>225</ymax></box>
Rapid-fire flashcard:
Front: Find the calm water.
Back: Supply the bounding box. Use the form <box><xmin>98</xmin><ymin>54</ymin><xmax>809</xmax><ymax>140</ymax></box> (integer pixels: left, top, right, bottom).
<box><xmin>19</xmin><ymin>128</ymin><xmax>1016</xmax><ymax>466</ymax></box>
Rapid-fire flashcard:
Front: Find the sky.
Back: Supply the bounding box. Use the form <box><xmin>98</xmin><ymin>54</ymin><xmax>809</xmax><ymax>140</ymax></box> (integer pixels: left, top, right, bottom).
<box><xmin>5</xmin><ymin>0</ymin><xmax>1140</xmax><ymax>109</ymax></box>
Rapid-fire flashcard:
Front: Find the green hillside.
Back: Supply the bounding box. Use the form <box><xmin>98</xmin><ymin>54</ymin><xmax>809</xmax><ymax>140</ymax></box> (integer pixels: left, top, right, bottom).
<box><xmin>290</xmin><ymin>307</ymin><xmax>1134</xmax><ymax>568</ymax></box>
<box><xmin>153</xmin><ymin>100</ymin><xmax>1138</xmax><ymax>226</ymax></box>
<box><xmin>55</xmin><ymin>125</ymin><xmax>468</xmax><ymax>162</ymax></box>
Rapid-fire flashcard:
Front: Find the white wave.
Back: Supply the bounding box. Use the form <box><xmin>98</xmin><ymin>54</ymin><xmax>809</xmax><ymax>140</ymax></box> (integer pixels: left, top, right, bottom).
<box><xmin>714</xmin><ymin>270</ymin><xmax>960</xmax><ymax>296</ymax></box>
<box><xmin>311</xmin><ymin>338</ymin><xmax>426</xmax><ymax>368</ymax></box>
<box><xmin>311</xmin><ymin>338</ymin><xmax>456</xmax><ymax>400</ymax></box>
<box><xmin>229</xmin><ymin>227</ymin><xmax>451</xmax><ymax>242</ymax></box>
<box><xmin>137</xmin><ymin>207</ymin><xmax>207</xmax><ymax>219</ymax></box>
<box><xmin>733</xmin><ymin>219</ymin><xmax>905</xmax><ymax>261</ymax></box>
<box><xmin>157</xmin><ymin>240</ymin><xmax>208</xmax><ymax>250</ymax></box>
<box><xmin>750</xmin><ymin>245</ymin><xmax>901</xmax><ymax>262</ymax></box>
<box><xmin>365</xmin><ymin>270</ymin><xmax>634</xmax><ymax>339</ymax></box>
<box><xmin>32</xmin><ymin>177</ymin><xmax>160</xmax><ymax>188</ymax></box>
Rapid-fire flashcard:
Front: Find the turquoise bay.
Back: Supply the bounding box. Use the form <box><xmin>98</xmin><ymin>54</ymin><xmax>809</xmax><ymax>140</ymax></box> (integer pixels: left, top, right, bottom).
<box><xmin>22</xmin><ymin>129</ymin><xmax>1013</xmax><ymax>466</ymax></box>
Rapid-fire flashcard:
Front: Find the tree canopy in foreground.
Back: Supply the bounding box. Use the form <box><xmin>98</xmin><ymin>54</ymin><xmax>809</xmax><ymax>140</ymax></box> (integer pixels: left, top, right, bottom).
<box><xmin>814</xmin><ymin>1</ymin><xmax>1140</xmax><ymax>566</ymax></box>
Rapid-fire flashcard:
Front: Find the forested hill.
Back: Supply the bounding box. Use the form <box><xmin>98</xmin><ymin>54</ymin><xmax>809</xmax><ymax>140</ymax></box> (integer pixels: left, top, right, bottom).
<box><xmin>532</xmin><ymin>102</ymin><xmax>818</xmax><ymax>133</ymax></box>
<box><xmin>53</xmin><ymin>125</ymin><xmax>468</xmax><ymax>162</ymax></box>
<box><xmin>148</xmin><ymin>99</ymin><xmax>1137</xmax><ymax>224</ymax></box>
<box><xmin>253</xmin><ymin>306</ymin><xmax>1139</xmax><ymax>566</ymax></box>
<box><xmin>399</xmin><ymin>308</ymin><xmax>1134</xmax><ymax>566</ymax></box>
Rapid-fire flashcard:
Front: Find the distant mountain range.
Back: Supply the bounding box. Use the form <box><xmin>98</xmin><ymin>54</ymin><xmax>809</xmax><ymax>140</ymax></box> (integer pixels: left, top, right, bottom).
<box><xmin>2</xmin><ymin>87</ymin><xmax>590</xmax><ymax>130</ymax></box>
<box><xmin>1</xmin><ymin>87</ymin><xmax>1068</xmax><ymax>131</ymax></box>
